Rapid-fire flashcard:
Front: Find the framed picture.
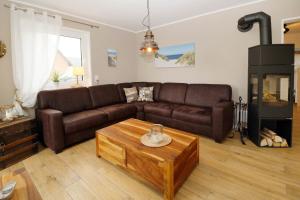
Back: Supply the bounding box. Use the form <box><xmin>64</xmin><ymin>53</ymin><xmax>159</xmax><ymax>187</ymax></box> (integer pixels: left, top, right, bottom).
<box><xmin>107</xmin><ymin>49</ymin><xmax>117</xmax><ymax>67</ymax></box>
<box><xmin>155</xmin><ymin>43</ymin><xmax>195</xmax><ymax>68</ymax></box>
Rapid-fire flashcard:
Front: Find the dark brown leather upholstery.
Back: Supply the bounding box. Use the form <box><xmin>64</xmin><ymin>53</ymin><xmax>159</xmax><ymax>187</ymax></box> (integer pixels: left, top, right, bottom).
<box><xmin>37</xmin><ymin>82</ymin><xmax>233</xmax><ymax>153</ymax></box>
<box><xmin>144</xmin><ymin>102</ymin><xmax>178</xmax><ymax>117</ymax></box>
<box><xmin>171</xmin><ymin>119</ymin><xmax>212</xmax><ymax>137</ymax></box>
<box><xmin>116</xmin><ymin>83</ymin><xmax>132</xmax><ymax>102</ymax></box>
<box><xmin>89</xmin><ymin>84</ymin><xmax>121</xmax><ymax>107</ymax></box>
<box><xmin>159</xmin><ymin>83</ymin><xmax>187</xmax><ymax>104</ymax></box>
<box><xmin>185</xmin><ymin>84</ymin><xmax>232</xmax><ymax>107</ymax></box>
<box><xmin>38</xmin><ymin>109</ymin><xmax>65</xmax><ymax>153</ymax></box>
<box><xmin>212</xmin><ymin>101</ymin><xmax>234</xmax><ymax>142</ymax></box>
<box><xmin>131</xmin><ymin>101</ymin><xmax>149</xmax><ymax>112</ymax></box>
<box><xmin>146</xmin><ymin>82</ymin><xmax>161</xmax><ymax>101</ymax></box>
<box><xmin>172</xmin><ymin>105</ymin><xmax>212</xmax><ymax>125</ymax></box>
<box><xmin>132</xmin><ymin>82</ymin><xmax>148</xmax><ymax>89</ymax></box>
<box><xmin>37</xmin><ymin>87</ymin><xmax>92</xmax><ymax>114</ymax></box>
<box><xmin>97</xmin><ymin>104</ymin><xmax>137</xmax><ymax>121</ymax></box>
<box><xmin>63</xmin><ymin>110</ymin><xmax>107</xmax><ymax>134</ymax></box>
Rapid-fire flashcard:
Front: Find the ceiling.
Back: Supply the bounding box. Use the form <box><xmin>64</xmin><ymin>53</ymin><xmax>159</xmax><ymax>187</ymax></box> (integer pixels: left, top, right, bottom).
<box><xmin>12</xmin><ymin>0</ymin><xmax>264</xmax><ymax>32</ymax></box>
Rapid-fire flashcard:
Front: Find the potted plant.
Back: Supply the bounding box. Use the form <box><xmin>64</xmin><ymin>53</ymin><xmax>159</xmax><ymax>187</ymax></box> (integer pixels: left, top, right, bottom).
<box><xmin>51</xmin><ymin>71</ymin><xmax>60</xmax><ymax>88</ymax></box>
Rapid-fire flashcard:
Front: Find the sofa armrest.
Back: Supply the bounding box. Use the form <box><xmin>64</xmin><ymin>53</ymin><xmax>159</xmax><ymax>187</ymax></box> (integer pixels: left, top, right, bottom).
<box><xmin>212</xmin><ymin>101</ymin><xmax>234</xmax><ymax>143</ymax></box>
<box><xmin>39</xmin><ymin>109</ymin><xmax>65</xmax><ymax>153</ymax></box>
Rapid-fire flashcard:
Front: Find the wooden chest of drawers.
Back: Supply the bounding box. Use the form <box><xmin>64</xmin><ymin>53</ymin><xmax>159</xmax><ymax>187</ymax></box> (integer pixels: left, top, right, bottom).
<box><xmin>0</xmin><ymin>117</ymin><xmax>39</xmax><ymax>169</ymax></box>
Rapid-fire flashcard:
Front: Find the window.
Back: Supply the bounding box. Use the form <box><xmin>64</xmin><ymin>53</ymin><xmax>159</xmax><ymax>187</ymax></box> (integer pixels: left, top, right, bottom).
<box><xmin>45</xmin><ymin>27</ymin><xmax>91</xmax><ymax>89</ymax></box>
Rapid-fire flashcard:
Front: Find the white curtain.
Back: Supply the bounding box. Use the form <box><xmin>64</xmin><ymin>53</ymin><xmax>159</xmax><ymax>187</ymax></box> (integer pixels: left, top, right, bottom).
<box><xmin>10</xmin><ymin>4</ymin><xmax>62</xmax><ymax>107</ymax></box>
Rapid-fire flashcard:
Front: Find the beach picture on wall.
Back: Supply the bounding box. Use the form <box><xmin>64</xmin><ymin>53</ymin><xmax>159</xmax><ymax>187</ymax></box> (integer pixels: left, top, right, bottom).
<box><xmin>155</xmin><ymin>43</ymin><xmax>195</xmax><ymax>67</ymax></box>
<box><xmin>107</xmin><ymin>49</ymin><xmax>117</xmax><ymax>67</ymax></box>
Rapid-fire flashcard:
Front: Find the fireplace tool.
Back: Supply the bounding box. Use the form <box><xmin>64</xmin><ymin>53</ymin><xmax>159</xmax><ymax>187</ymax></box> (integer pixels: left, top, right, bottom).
<box><xmin>232</xmin><ymin>96</ymin><xmax>248</xmax><ymax>144</ymax></box>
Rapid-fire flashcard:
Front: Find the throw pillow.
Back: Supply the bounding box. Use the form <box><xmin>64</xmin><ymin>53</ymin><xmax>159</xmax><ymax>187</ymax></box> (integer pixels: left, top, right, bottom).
<box><xmin>138</xmin><ymin>87</ymin><xmax>154</xmax><ymax>102</ymax></box>
<box><xmin>123</xmin><ymin>87</ymin><xmax>138</xmax><ymax>103</ymax></box>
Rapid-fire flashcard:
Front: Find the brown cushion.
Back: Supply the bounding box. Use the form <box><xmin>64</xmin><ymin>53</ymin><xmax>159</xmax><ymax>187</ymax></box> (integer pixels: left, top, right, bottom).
<box><xmin>63</xmin><ymin>110</ymin><xmax>107</xmax><ymax>134</ymax></box>
<box><xmin>132</xmin><ymin>82</ymin><xmax>148</xmax><ymax>88</ymax></box>
<box><xmin>185</xmin><ymin>84</ymin><xmax>232</xmax><ymax>107</ymax></box>
<box><xmin>158</xmin><ymin>83</ymin><xmax>187</xmax><ymax>104</ymax></box>
<box><xmin>144</xmin><ymin>102</ymin><xmax>179</xmax><ymax>117</ymax></box>
<box><xmin>146</xmin><ymin>82</ymin><xmax>161</xmax><ymax>101</ymax></box>
<box><xmin>172</xmin><ymin>105</ymin><xmax>212</xmax><ymax>125</ymax></box>
<box><xmin>37</xmin><ymin>87</ymin><xmax>93</xmax><ymax>114</ymax></box>
<box><xmin>97</xmin><ymin>104</ymin><xmax>137</xmax><ymax>121</ymax></box>
<box><xmin>131</xmin><ymin>101</ymin><xmax>151</xmax><ymax>112</ymax></box>
<box><xmin>88</xmin><ymin>84</ymin><xmax>121</xmax><ymax>107</ymax></box>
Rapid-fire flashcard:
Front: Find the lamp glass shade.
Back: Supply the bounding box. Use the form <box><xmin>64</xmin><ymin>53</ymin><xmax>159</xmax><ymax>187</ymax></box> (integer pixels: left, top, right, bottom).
<box><xmin>140</xmin><ymin>30</ymin><xmax>159</xmax><ymax>57</ymax></box>
<box><xmin>73</xmin><ymin>67</ymin><xmax>84</xmax><ymax>76</ymax></box>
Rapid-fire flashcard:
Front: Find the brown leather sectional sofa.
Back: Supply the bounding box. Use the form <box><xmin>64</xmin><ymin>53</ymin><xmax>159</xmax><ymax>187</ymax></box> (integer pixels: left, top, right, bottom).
<box><xmin>36</xmin><ymin>82</ymin><xmax>233</xmax><ymax>153</ymax></box>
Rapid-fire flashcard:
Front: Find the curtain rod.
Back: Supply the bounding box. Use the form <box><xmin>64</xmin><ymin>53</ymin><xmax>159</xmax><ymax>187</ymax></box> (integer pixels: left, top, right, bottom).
<box><xmin>4</xmin><ymin>4</ymin><xmax>99</xmax><ymax>29</ymax></box>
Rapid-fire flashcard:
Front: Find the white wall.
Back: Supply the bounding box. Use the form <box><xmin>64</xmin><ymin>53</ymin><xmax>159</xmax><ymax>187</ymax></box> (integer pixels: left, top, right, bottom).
<box><xmin>1</xmin><ymin>0</ymin><xmax>300</xmax><ymax>106</ymax></box>
<box><xmin>135</xmin><ymin>0</ymin><xmax>300</xmax><ymax>101</ymax></box>
<box><xmin>0</xmin><ymin>0</ymin><xmax>137</xmax><ymax>105</ymax></box>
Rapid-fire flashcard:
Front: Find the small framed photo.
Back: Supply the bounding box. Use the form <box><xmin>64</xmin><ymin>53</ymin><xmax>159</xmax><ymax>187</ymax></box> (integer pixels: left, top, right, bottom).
<box><xmin>107</xmin><ymin>49</ymin><xmax>117</xmax><ymax>67</ymax></box>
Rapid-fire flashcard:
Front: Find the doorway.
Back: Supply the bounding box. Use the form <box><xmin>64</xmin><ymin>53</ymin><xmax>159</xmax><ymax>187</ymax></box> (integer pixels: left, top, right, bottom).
<box><xmin>282</xmin><ymin>17</ymin><xmax>300</xmax><ymax>106</ymax></box>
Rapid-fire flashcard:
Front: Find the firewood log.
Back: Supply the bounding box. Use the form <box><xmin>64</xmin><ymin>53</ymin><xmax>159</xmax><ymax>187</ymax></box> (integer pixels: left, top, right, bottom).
<box><xmin>273</xmin><ymin>142</ymin><xmax>281</xmax><ymax>147</ymax></box>
<box><xmin>261</xmin><ymin>131</ymin><xmax>283</xmax><ymax>143</ymax></box>
<box><xmin>281</xmin><ymin>139</ymin><xmax>289</xmax><ymax>147</ymax></box>
<box><xmin>260</xmin><ymin>138</ymin><xmax>268</xmax><ymax>147</ymax></box>
<box><xmin>263</xmin><ymin>128</ymin><xmax>276</xmax><ymax>140</ymax></box>
<box><xmin>260</xmin><ymin>134</ymin><xmax>273</xmax><ymax>147</ymax></box>
<box><xmin>263</xmin><ymin>128</ymin><xmax>277</xmax><ymax>135</ymax></box>
<box><xmin>274</xmin><ymin>135</ymin><xmax>283</xmax><ymax>143</ymax></box>
<box><xmin>261</xmin><ymin>132</ymin><xmax>271</xmax><ymax>139</ymax></box>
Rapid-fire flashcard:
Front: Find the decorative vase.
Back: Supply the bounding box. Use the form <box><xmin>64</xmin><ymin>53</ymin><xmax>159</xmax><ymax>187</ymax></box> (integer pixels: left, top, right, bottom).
<box><xmin>149</xmin><ymin>124</ymin><xmax>164</xmax><ymax>143</ymax></box>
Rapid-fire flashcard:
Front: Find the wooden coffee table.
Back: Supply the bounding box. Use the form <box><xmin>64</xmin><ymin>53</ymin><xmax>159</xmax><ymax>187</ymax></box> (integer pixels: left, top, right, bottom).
<box><xmin>96</xmin><ymin>118</ymin><xmax>199</xmax><ymax>200</ymax></box>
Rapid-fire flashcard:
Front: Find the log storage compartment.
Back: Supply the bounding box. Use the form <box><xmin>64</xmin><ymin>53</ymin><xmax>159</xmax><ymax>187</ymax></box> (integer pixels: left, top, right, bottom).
<box><xmin>259</xmin><ymin>120</ymin><xmax>291</xmax><ymax>147</ymax></box>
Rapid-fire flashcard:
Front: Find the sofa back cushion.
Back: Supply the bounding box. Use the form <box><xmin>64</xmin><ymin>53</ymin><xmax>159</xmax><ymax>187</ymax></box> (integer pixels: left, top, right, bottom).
<box><xmin>132</xmin><ymin>82</ymin><xmax>148</xmax><ymax>89</ymax></box>
<box><xmin>158</xmin><ymin>83</ymin><xmax>188</xmax><ymax>104</ymax></box>
<box><xmin>146</xmin><ymin>82</ymin><xmax>161</xmax><ymax>101</ymax></box>
<box><xmin>89</xmin><ymin>84</ymin><xmax>121</xmax><ymax>107</ymax></box>
<box><xmin>37</xmin><ymin>87</ymin><xmax>92</xmax><ymax>114</ymax></box>
<box><xmin>185</xmin><ymin>84</ymin><xmax>232</xmax><ymax>107</ymax></box>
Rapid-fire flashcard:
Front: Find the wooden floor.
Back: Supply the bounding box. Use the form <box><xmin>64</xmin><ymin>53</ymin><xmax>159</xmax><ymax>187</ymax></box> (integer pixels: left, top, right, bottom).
<box><xmin>1</xmin><ymin>107</ymin><xmax>300</xmax><ymax>200</ymax></box>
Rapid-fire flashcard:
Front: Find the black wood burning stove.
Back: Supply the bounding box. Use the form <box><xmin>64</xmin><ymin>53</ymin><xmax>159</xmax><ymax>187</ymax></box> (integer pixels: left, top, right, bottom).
<box><xmin>238</xmin><ymin>12</ymin><xmax>295</xmax><ymax>147</ymax></box>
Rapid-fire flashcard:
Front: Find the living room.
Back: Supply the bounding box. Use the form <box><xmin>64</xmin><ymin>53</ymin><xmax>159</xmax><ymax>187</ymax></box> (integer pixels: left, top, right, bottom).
<box><xmin>0</xmin><ymin>0</ymin><xmax>299</xmax><ymax>199</ymax></box>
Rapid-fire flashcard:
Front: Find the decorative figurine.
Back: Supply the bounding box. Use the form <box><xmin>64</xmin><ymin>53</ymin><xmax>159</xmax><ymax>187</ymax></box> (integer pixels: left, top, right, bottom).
<box><xmin>0</xmin><ymin>181</ymin><xmax>16</xmax><ymax>200</ymax></box>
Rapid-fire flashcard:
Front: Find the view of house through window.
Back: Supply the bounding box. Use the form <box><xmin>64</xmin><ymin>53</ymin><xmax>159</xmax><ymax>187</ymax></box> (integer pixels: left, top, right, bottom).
<box><xmin>45</xmin><ymin>27</ymin><xmax>91</xmax><ymax>89</ymax></box>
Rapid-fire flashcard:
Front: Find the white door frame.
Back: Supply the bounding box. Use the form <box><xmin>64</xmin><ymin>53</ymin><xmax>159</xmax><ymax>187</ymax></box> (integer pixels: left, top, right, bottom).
<box><xmin>281</xmin><ymin>16</ymin><xmax>300</xmax><ymax>43</ymax></box>
<box><xmin>281</xmin><ymin>16</ymin><xmax>300</xmax><ymax>104</ymax></box>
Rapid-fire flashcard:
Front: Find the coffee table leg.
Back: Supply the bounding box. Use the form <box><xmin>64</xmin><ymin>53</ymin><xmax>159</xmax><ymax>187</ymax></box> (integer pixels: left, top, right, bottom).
<box><xmin>96</xmin><ymin>134</ymin><xmax>101</xmax><ymax>157</ymax></box>
<box><xmin>164</xmin><ymin>161</ymin><xmax>174</xmax><ymax>200</ymax></box>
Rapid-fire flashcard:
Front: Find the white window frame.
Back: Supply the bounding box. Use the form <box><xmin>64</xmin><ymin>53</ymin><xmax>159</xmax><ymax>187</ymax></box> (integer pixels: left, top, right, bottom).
<box><xmin>59</xmin><ymin>26</ymin><xmax>92</xmax><ymax>86</ymax></box>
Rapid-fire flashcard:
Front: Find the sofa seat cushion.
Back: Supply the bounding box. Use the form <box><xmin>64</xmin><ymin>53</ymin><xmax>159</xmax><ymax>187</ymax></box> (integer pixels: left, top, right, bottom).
<box><xmin>172</xmin><ymin>105</ymin><xmax>212</xmax><ymax>125</ymax></box>
<box><xmin>131</xmin><ymin>101</ymin><xmax>150</xmax><ymax>112</ymax></box>
<box><xmin>63</xmin><ymin>110</ymin><xmax>107</xmax><ymax>134</ymax></box>
<box><xmin>144</xmin><ymin>102</ymin><xmax>179</xmax><ymax>117</ymax></box>
<box><xmin>97</xmin><ymin>104</ymin><xmax>137</xmax><ymax>121</ymax></box>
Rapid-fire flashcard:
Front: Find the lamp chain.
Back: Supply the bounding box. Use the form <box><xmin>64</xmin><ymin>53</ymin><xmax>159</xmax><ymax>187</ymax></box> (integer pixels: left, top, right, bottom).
<box><xmin>142</xmin><ymin>0</ymin><xmax>151</xmax><ymax>30</ymax></box>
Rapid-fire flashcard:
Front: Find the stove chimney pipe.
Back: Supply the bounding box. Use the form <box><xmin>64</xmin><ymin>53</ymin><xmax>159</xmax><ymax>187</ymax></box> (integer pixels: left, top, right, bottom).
<box><xmin>238</xmin><ymin>12</ymin><xmax>272</xmax><ymax>45</ymax></box>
